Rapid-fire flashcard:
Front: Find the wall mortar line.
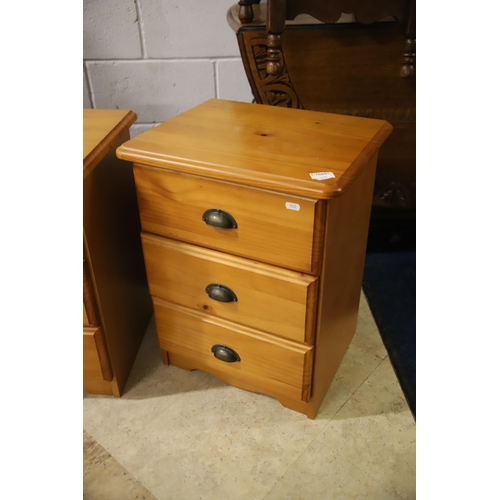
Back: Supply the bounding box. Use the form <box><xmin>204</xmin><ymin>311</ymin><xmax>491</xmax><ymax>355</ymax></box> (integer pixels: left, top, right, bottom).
<box><xmin>135</xmin><ymin>0</ymin><xmax>147</xmax><ymax>58</ymax></box>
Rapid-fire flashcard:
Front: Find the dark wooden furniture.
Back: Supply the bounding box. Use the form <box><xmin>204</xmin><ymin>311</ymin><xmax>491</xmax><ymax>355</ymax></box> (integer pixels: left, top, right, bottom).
<box><xmin>228</xmin><ymin>1</ymin><xmax>415</xmax><ymax>237</ymax></box>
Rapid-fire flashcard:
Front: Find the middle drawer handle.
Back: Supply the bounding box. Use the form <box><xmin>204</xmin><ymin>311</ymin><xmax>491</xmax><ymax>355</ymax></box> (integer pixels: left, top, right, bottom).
<box><xmin>202</xmin><ymin>208</ymin><xmax>238</xmax><ymax>229</ymax></box>
<box><xmin>205</xmin><ymin>283</ymin><xmax>238</xmax><ymax>303</ymax></box>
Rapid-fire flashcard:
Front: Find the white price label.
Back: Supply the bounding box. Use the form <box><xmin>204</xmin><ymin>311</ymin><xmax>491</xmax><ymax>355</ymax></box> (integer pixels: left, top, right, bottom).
<box><xmin>285</xmin><ymin>202</ymin><xmax>301</xmax><ymax>211</ymax></box>
<box><xmin>309</xmin><ymin>172</ymin><xmax>335</xmax><ymax>180</ymax></box>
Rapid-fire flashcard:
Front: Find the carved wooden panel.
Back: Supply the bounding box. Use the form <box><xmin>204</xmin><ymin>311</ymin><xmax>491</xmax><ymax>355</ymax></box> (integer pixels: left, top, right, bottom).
<box><xmin>238</xmin><ymin>33</ymin><xmax>303</xmax><ymax>108</ymax></box>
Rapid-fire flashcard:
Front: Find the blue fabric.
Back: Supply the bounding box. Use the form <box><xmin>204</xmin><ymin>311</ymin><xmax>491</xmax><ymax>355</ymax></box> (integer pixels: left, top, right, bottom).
<box><xmin>363</xmin><ymin>250</ymin><xmax>416</xmax><ymax>418</ymax></box>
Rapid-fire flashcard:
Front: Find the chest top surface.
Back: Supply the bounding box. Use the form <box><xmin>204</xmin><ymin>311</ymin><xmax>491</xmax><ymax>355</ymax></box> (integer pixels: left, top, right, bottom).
<box><xmin>83</xmin><ymin>109</ymin><xmax>137</xmax><ymax>178</ymax></box>
<box><xmin>116</xmin><ymin>99</ymin><xmax>391</xmax><ymax>199</ymax></box>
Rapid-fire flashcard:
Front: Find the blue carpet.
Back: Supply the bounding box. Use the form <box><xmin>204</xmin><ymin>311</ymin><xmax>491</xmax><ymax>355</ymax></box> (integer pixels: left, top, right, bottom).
<box><xmin>362</xmin><ymin>249</ymin><xmax>416</xmax><ymax>418</ymax></box>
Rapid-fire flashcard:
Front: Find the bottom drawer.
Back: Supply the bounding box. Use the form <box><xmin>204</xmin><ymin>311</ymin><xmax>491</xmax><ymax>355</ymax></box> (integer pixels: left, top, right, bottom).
<box><xmin>153</xmin><ymin>297</ymin><xmax>313</xmax><ymax>403</ymax></box>
<box><xmin>83</xmin><ymin>326</ymin><xmax>113</xmax><ymax>382</ymax></box>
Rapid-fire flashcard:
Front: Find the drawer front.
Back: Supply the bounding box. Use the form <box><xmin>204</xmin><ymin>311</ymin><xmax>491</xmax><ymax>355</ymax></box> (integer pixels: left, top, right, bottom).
<box><xmin>134</xmin><ymin>165</ymin><xmax>324</xmax><ymax>274</ymax></box>
<box><xmin>142</xmin><ymin>233</ymin><xmax>318</xmax><ymax>344</ymax></box>
<box><xmin>153</xmin><ymin>297</ymin><xmax>313</xmax><ymax>403</ymax></box>
<box><xmin>83</xmin><ymin>326</ymin><xmax>113</xmax><ymax>382</ymax></box>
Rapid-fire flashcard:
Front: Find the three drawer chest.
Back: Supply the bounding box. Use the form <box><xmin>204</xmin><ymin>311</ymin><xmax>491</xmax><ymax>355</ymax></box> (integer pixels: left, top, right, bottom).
<box><xmin>116</xmin><ymin>99</ymin><xmax>392</xmax><ymax>418</ymax></box>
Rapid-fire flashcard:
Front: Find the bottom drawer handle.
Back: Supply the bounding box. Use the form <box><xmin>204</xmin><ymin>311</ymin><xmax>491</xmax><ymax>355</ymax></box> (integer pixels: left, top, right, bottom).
<box><xmin>211</xmin><ymin>344</ymin><xmax>241</xmax><ymax>363</ymax></box>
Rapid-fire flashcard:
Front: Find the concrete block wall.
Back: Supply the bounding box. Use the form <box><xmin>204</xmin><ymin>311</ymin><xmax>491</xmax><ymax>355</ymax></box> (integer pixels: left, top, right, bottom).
<box><xmin>83</xmin><ymin>0</ymin><xmax>255</xmax><ymax>137</ymax></box>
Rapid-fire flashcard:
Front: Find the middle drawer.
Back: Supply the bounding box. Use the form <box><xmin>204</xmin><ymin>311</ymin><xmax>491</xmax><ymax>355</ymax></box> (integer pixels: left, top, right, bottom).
<box><xmin>141</xmin><ymin>232</ymin><xmax>318</xmax><ymax>344</ymax></box>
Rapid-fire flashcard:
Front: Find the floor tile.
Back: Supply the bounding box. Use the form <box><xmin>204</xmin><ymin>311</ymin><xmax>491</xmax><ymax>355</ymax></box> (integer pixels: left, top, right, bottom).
<box><xmin>263</xmin><ymin>440</ymin><xmax>406</xmax><ymax>500</ymax></box>
<box><xmin>326</xmin><ymin>358</ymin><xmax>416</xmax><ymax>499</ymax></box>
<box><xmin>350</xmin><ymin>292</ymin><xmax>388</xmax><ymax>359</ymax></box>
<box><xmin>83</xmin><ymin>323</ymin><xmax>208</xmax><ymax>452</ymax></box>
<box><xmin>111</xmin><ymin>376</ymin><xmax>323</xmax><ymax>500</ymax></box>
<box><xmin>313</xmin><ymin>342</ymin><xmax>384</xmax><ymax>420</ymax></box>
<box><xmin>263</xmin><ymin>358</ymin><xmax>415</xmax><ymax>500</ymax></box>
<box><xmin>315</xmin><ymin>412</ymin><xmax>416</xmax><ymax>500</ymax></box>
<box><xmin>334</xmin><ymin>356</ymin><xmax>413</xmax><ymax>419</ymax></box>
<box><xmin>83</xmin><ymin>430</ymin><xmax>157</xmax><ymax>500</ymax></box>
<box><xmin>130</xmin><ymin>316</ymin><xmax>163</xmax><ymax>367</ymax></box>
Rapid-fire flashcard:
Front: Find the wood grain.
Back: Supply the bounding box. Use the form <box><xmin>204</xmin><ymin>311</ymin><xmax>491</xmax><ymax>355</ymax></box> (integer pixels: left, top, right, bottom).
<box><xmin>133</xmin><ymin>165</ymin><xmax>325</xmax><ymax>274</ymax></box>
<box><xmin>83</xmin><ymin>109</ymin><xmax>137</xmax><ymax>179</ymax></box>
<box><xmin>117</xmin><ymin>99</ymin><xmax>392</xmax><ymax>199</ymax></box>
<box><xmin>83</xmin><ymin>109</ymin><xmax>152</xmax><ymax>396</ymax></box>
<box><xmin>83</xmin><ymin>257</ymin><xmax>99</xmax><ymax>326</ymax></box>
<box><xmin>306</xmin><ymin>152</ymin><xmax>378</xmax><ymax>417</ymax></box>
<box><xmin>141</xmin><ymin>232</ymin><xmax>318</xmax><ymax>344</ymax></box>
<box><xmin>153</xmin><ymin>297</ymin><xmax>313</xmax><ymax>403</ymax></box>
<box><xmin>121</xmin><ymin>99</ymin><xmax>391</xmax><ymax>418</ymax></box>
<box><xmin>255</xmin><ymin>153</ymin><xmax>378</xmax><ymax>418</ymax></box>
<box><xmin>83</xmin><ymin>326</ymin><xmax>113</xmax><ymax>381</ymax></box>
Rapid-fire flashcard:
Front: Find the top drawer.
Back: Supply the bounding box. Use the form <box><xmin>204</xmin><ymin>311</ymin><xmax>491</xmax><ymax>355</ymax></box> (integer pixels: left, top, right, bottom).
<box><xmin>133</xmin><ymin>165</ymin><xmax>325</xmax><ymax>274</ymax></box>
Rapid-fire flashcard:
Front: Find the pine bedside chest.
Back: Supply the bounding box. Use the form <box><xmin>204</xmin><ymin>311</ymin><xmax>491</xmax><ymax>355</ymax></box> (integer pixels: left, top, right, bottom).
<box><xmin>83</xmin><ymin>109</ymin><xmax>152</xmax><ymax>396</ymax></box>
<box><xmin>116</xmin><ymin>99</ymin><xmax>392</xmax><ymax>418</ymax></box>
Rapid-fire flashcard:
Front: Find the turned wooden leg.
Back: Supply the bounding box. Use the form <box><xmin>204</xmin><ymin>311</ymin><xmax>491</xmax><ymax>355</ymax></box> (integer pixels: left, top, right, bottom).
<box><xmin>266</xmin><ymin>33</ymin><xmax>282</xmax><ymax>75</ymax></box>
<box><xmin>266</xmin><ymin>0</ymin><xmax>285</xmax><ymax>76</ymax></box>
<box><xmin>400</xmin><ymin>38</ymin><xmax>416</xmax><ymax>78</ymax></box>
<box><xmin>238</xmin><ymin>1</ymin><xmax>255</xmax><ymax>23</ymax></box>
<box><xmin>401</xmin><ymin>0</ymin><xmax>415</xmax><ymax>77</ymax></box>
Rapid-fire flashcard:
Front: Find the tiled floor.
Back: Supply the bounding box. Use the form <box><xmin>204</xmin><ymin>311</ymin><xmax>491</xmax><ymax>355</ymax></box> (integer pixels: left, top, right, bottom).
<box><xmin>83</xmin><ymin>292</ymin><xmax>416</xmax><ymax>499</ymax></box>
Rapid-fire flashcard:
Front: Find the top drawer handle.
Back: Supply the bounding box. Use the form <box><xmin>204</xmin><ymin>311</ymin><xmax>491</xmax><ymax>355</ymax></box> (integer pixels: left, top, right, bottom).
<box><xmin>202</xmin><ymin>209</ymin><xmax>237</xmax><ymax>229</ymax></box>
<box><xmin>205</xmin><ymin>283</ymin><xmax>238</xmax><ymax>303</ymax></box>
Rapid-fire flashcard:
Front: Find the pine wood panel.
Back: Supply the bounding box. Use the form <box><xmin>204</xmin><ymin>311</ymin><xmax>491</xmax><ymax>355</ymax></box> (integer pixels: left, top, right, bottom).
<box><xmin>83</xmin><ymin>109</ymin><xmax>137</xmax><ymax>179</ymax></box>
<box><xmin>117</xmin><ymin>99</ymin><xmax>392</xmax><ymax>200</ymax></box>
<box><xmin>134</xmin><ymin>165</ymin><xmax>325</xmax><ymax>274</ymax></box>
<box><xmin>153</xmin><ymin>297</ymin><xmax>313</xmax><ymax>403</ymax></box>
<box><xmin>83</xmin><ymin>257</ymin><xmax>99</xmax><ymax>327</ymax></box>
<box><xmin>166</xmin><ymin>351</ymin><xmax>313</xmax><ymax>411</ymax></box>
<box><xmin>83</xmin><ymin>109</ymin><xmax>152</xmax><ymax>397</ymax></box>
<box><xmin>83</xmin><ymin>378</ymin><xmax>119</xmax><ymax>397</ymax></box>
<box><xmin>83</xmin><ymin>303</ymin><xmax>89</xmax><ymax>326</ymax></box>
<box><xmin>141</xmin><ymin>232</ymin><xmax>318</xmax><ymax>344</ymax></box>
<box><xmin>83</xmin><ymin>326</ymin><xmax>113</xmax><ymax>382</ymax></box>
<box><xmin>306</xmin><ymin>152</ymin><xmax>378</xmax><ymax>416</ymax></box>
<box><xmin>262</xmin><ymin>154</ymin><xmax>378</xmax><ymax>417</ymax></box>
